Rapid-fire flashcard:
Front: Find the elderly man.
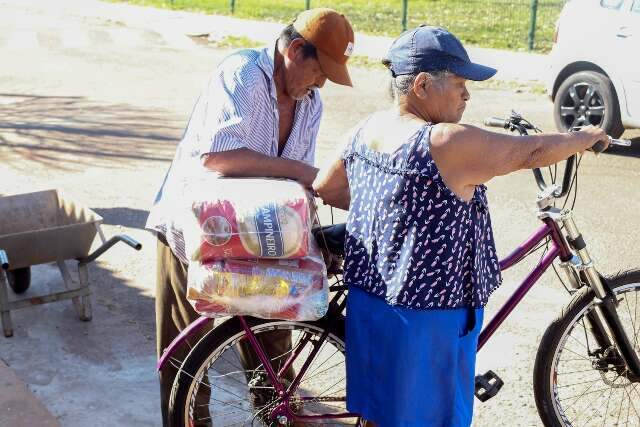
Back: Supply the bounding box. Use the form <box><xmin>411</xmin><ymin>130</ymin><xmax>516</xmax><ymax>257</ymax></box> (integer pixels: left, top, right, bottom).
<box><xmin>146</xmin><ymin>8</ymin><xmax>355</xmax><ymax>425</ymax></box>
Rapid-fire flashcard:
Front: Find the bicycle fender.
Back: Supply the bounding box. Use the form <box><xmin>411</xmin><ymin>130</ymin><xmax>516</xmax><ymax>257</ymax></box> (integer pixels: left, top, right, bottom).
<box><xmin>156</xmin><ymin>316</ymin><xmax>213</xmax><ymax>371</ymax></box>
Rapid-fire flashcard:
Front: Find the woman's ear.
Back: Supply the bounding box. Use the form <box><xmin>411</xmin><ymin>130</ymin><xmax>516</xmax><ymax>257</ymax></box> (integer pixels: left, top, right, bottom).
<box><xmin>413</xmin><ymin>72</ymin><xmax>431</xmax><ymax>99</ymax></box>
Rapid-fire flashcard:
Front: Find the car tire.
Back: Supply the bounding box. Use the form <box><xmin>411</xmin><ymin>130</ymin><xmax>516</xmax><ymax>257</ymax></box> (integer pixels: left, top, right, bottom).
<box><xmin>554</xmin><ymin>70</ymin><xmax>625</xmax><ymax>138</ymax></box>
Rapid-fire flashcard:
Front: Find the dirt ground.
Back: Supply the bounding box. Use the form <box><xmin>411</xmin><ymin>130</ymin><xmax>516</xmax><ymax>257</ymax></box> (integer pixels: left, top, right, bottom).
<box><xmin>1</xmin><ymin>2</ymin><xmax>640</xmax><ymax>425</ymax></box>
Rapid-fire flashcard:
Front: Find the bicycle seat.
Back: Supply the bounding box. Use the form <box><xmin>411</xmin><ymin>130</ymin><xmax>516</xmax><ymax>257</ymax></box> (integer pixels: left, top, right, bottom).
<box><xmin>312</xmin><ymin>223</ymin><xmax>346</xmax><ymax>257</ymax></box>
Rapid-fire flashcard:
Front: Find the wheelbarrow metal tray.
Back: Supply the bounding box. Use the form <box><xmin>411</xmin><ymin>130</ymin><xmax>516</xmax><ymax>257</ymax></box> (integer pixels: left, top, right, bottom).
<box><xmin>0</xmin><ymin>190</ymin><xmax>102</xmax><ymax>270</ymax></box>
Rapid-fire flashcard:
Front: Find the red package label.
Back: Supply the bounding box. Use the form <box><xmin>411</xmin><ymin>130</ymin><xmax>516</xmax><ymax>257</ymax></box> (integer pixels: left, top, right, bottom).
<box><xmin>194</xmin><ymin>198</ymin><xmax>309</xmax><ymax>261</ymax></box>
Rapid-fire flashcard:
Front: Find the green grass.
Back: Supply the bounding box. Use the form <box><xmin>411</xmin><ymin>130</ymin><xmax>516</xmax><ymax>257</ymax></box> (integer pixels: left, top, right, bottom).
<box><xmin>191</xmin><ymin>34</ymin><xmax>264</xmax><ymax>48</ymax></box>
<box><xmin>113</xmin><ymin>0</ymin><xmax>563</xmax><ymax>52</ymax></box>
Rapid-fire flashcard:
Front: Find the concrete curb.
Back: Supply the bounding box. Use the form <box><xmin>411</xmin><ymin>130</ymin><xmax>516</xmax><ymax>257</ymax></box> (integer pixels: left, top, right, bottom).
<box><xmin>0</xmin><ymin>359</ymin><xmax>60</xmax><ymax>427</ymax></box>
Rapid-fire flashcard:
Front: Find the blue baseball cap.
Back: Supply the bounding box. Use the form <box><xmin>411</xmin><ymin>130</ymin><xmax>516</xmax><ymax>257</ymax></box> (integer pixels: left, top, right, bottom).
<box><xmin>386</xmin><ymin>25</ymin><xmax>497</xmax><ymax>81</ymax></box>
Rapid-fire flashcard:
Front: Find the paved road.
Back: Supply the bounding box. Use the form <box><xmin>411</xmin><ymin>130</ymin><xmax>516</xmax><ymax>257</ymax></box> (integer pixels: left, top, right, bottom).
<box><xmin>1</xmin><ymin>1</ymin><xmax>640</xmax><ymax>426</ymax></box>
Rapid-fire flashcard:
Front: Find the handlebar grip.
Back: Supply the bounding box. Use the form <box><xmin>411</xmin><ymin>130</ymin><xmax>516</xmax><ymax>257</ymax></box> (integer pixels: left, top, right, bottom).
<box><xmin>484</xmin><ymin>117</ymin><xmax>508</xmax><ymax>128</ymax></box>
<box><xmin>590</xmin><ymin>140</ymin><xmax>608</xmax><ymax>154</ymax></box>
<box><xmin>0</xmin><ymin>250</ymin><xmax>9</xmax><ymax>270</ymax></box>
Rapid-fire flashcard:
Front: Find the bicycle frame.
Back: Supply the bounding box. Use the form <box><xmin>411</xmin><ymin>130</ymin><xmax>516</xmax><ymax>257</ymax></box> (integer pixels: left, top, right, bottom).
<box><xmin>478</xmin><ymin>216</ymin><xmax>572</xmax><ymax>350</ymax></box>
<box><xmin>231</xmin><ymin>217</ymin><xmax>576</xmax><ymax>424</ymax></box>
<box><xmin>238</xmin><ymin>315</ymin><xmax>359</xmax><ymax>423</ymax></box>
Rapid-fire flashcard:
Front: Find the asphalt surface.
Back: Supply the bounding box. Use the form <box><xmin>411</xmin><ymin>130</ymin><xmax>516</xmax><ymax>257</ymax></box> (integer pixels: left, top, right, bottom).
<box><xmin>1</xmin><ymin>1</ymin><xmax>640</xmax><ymax>426</ymax></box>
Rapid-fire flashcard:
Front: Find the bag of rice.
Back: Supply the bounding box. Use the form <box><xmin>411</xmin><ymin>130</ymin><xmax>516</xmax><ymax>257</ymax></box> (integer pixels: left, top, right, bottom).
<box><xmin>183</xmin><ymin>177</ymin><xmax>312</xmax><ymax>261</ymax></box>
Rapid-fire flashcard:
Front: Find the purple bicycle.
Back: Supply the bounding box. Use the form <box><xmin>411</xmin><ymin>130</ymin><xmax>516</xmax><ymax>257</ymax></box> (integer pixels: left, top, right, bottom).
<box><xmin>160</xmin><ymin>113</ymin><xmax>639</xmax><ymax>426</ymax></box>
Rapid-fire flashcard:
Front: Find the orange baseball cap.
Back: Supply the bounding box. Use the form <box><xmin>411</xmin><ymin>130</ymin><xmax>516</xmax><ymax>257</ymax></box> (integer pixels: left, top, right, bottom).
<box><xmin>293</xmin><ymin>8</ymin><xmax>355</xmax><ymax>87</ymax></box>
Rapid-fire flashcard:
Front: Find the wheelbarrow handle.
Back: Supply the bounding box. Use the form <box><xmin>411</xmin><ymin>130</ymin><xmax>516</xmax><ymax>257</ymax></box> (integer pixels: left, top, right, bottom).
<box><xmin>78</xmin><ymin>234</ymin><xmax>142</xmax><ymax>265</ymax></box>
<box><xmin>0</xmin><ymin>250</ymin><xmax>9</xmax><ymax>270</ymax></box>
<box><xmin>118</xmin><ymin>235</ymin><xmax>143</xmax><ymax>251</ymax></box>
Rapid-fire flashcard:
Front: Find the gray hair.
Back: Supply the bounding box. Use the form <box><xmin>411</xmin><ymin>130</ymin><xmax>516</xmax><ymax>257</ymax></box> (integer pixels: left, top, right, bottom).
<box><xmin>381</xmin><ymin>58</ymin><xmax>451</xmax><ymax>100</ymax></box>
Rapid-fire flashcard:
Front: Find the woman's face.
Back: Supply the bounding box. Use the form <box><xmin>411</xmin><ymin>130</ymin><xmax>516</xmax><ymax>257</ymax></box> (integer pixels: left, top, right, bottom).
<box><xmin>422</xmin><ymin>74</ymin><xmax>470</xmax><ymax>123</ymax></box>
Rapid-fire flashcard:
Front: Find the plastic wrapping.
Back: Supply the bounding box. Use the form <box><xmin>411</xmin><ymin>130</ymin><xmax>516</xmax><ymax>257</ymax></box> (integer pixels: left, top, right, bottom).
<box><xmin>186</xmin><ymin>239</ymin><xmax>329</xmax><ymax>321</ymax></box>
<box><xmin>183</xmin><ymin>177</ymin><xmax>311</xmax><ymax>261</ymax></box>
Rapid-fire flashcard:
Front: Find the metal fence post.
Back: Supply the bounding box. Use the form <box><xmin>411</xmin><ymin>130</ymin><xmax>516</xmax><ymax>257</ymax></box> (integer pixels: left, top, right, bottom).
<box><xmin>528</xmin><ymin>0</ymin><xmax>539</xmax><ymax>51</ymax></box>
<box><xmin>230</xmin><ymin>0</ymin><xmax>236</xmax><ymax>14</ymax></box>
<box><xmin>305</xmin><ymin>0</ymin><xmax>310</xmax><ymax>9</ymax></box>
<box><xmin>402</xmin><ymin>0</ymin><xmax>408</xmax><ymax>32</ymax></box>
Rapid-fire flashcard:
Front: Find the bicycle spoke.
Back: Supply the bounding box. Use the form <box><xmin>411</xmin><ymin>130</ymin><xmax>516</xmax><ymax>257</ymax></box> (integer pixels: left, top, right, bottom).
<box><xmin>581</xmin><ymin>318</ymin><xmax>594</xmax><ymax>356</ymax></box>
<box><xmin>317</xmin><ymin>378</ymin><xmax>346</xmax><ymax>399</ymax></box>
<box><xmin>635</xmin><ymin>290</ymin><xmax>640</xmax><ymax>350</ymax></box>
<box><xmin>299</xmin><ymin>360</ymin><xmax>346</xmax><ymax>385</ymax></box>
<box><xmin>560</xmin><ymin>345</ymin><xmax>593</xmax><ymax>362</ymax></box>
<box><xmin>629</xmin><ymin>385</ymin><xmax>640</xmax><ymax>416</ymax></box>
<box><xmin>558</xmin><ymin>376</ymin><xmax>604</xmax><ymax>390</ymax></box>
<box><xmin>602</xmin><ymin>380</ymin><xmax>615</xmax><ymax>427</ymax></box>
<box><xmin>558</xmin><ymin>367</ymin><xmax>602</xmax><ymax>376</ymax></box>
<box><xmin>616</xmin><ymin>386</ymin><xmax>625</xmax><ymax>426</ymax></box>
<box><xmin>567</xmin><ymin>333</ymin><xmax>590</xmax><ymax>351</ymax></box>
<box><xmin>184</xmin><ymin>367</ymin><xmax>250</xmax><ymax>404</ymax></box>
<box><xmin>576</xmin><ymin>375</ymin><xmax>624</xmax><ymax>426</ymax></box>
<box><xmin>304</xmin><ymin>347</ymin><xmax>340</xmax><ymax>379</ymax></box>
<box><xmin>560</xmin><ymin>385</ymin><xmax>620</xmax><ymax>402</ymax></box>
<box><xmin>623</xmin><ymin>296</ymin><xmax>640</xmax><ymax>353</ymax></box>
<box><xmin>625</xmin><ymin>386</ymin><xmax>632</xmax><ymax>426</ymax></box>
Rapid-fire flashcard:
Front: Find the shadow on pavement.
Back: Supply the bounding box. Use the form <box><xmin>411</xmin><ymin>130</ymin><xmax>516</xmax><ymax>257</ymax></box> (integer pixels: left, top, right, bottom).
<box><xmin>0</xmin><ymin>93</ymin><xmax>183</xmax><ymax>172</ymax></box>
<box><xmin>0</xmin><ymin>258</ymin><xmax>160</xmax><ymax>426</ymax></box>
<box><xmin>94</xmin><ymin>207</ymin><xmax>149</xmax><ymax>230</ymax></box>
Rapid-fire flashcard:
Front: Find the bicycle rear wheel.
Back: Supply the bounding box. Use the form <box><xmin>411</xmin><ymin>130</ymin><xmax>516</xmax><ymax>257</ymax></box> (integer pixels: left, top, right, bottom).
<box><xmin>169</xmin><ymin>315</ymin><xmax>357</xmax><ymax>426</ymax></box>
<box><xmin>534</xmin><ymin>270</ymin><xmax>640</xmax><ymax>426</ymax></box>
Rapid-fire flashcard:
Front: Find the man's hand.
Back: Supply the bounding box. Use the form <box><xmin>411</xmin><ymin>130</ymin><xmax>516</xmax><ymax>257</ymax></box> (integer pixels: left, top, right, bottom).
<box><xmin>297</xmin><ymin>164</ymin><xmax>320</xmax><ymax>187</ymax></box>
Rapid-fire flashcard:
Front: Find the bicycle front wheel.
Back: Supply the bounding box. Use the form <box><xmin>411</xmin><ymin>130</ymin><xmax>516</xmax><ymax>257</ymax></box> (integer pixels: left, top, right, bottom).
<box><xmin>534</xmin><ymin>270</ymin><xmax>640</xmax><ymax>426</ymax></box>
<box><xmin>169</xmin><ymin>315</ymin><xmax>356</xmax><ymax>427</ymax></box>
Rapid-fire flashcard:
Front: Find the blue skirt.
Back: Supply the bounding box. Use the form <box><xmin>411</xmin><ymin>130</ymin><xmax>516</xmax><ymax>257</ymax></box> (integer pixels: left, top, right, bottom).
<box><xmin>346</xmin><ymin>286</ymin><xmax>484</xmax><ymax>427</ymax></box>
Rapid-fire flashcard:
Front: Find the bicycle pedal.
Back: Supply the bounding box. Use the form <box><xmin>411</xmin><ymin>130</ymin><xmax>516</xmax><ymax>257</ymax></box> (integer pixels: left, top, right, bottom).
<box><xmin>474</xmin><ymin>370</ymin><xmax>504</xmax><ymax>402</ymax></box>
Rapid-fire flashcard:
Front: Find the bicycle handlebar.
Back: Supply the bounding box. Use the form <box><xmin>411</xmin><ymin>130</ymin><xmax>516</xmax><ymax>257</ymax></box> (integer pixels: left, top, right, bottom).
<box><xmin>484</xmin><ymin>117</ymin><xmax>509</xmax><ymax>129</ymax></box>
<box><xmin>484</xmin><ymin>112</ymin><xmax>631</xmax><ymax>198</ymax></box>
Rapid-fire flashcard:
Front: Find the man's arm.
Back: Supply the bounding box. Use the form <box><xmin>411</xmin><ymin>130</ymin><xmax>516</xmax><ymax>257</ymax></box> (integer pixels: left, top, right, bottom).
<box><xmin>198</xmin><ymin>57</ymin><xmax>320</xmax><ymax>186</ymax></box>
<box><xmin>202</xmin><ymin>149</ymin><xmax>318</xmax><ymax>187</ymax></box>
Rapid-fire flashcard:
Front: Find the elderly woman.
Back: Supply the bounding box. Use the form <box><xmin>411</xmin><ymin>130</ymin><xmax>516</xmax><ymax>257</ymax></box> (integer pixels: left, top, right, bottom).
<box><xmin>313</xmin><ymin>26</ymin><xmax>607</xmax><ymax>427</ymax></box>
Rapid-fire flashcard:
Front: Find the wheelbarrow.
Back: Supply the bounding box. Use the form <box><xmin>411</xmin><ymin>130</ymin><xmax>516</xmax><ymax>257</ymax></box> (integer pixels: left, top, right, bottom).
<box><xmin>0</xmin><ymin>189</ymin><xmax>142</xmax><ymax>337</ymax></box>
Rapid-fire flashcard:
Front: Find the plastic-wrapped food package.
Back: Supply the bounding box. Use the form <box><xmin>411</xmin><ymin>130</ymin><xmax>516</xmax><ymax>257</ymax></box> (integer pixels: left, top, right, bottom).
<box><xmin>186</xmin><ymin>239</ymin><xmax>329</xmax><ymax>321</ymax></box>
<box><xmin>183</xmin><ymin>177</ymin><xmax>312</xmax><ymax>261</ymax></box>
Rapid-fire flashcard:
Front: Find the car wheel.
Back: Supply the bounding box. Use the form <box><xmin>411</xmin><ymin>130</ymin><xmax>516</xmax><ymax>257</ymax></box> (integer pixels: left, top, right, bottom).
<box><xmin>554</xmin><ymin>70</ymin><xmax>625</xmax><ymax>138</ymax></box>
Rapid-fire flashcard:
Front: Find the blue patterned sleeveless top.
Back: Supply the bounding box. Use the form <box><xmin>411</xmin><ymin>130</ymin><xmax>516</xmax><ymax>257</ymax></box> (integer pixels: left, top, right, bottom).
<box><xmin>343</xmin><ymin>120</ymin><xmax>502</xmax><ymax>309</ymax></box>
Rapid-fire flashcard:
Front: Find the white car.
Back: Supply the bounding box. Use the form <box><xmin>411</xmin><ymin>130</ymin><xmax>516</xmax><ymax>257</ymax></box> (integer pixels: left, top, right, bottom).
<box><xmin>547</xmin><ymin>0</ymin><xmax>640</xmax><ymax>137</ymax></box>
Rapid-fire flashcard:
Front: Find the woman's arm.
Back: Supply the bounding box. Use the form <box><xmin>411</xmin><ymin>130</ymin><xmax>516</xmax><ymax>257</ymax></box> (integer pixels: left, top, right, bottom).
<box><xmin>313</xmin><ymin>158</ymin><xmax>350</xmax><ymax>210</ymax></box>
<box><xmin>430</xmin><ymin>123</ymin><xmax>608</xmax><ymax>189</ymax></box>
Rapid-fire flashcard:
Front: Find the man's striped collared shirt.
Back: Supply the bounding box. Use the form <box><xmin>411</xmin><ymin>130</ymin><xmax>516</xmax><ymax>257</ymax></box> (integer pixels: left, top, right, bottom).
<box><xmin>146</xmin><ymin>45</ymin><xmax>323</xmax><ymax>264</ymax></box>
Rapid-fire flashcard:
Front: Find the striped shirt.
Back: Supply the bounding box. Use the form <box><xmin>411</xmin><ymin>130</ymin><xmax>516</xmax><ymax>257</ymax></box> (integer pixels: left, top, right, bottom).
<box><xmin>146</xmin><ymin>45</ymin><xmax>323</xmax><ymax>263</ymax></box>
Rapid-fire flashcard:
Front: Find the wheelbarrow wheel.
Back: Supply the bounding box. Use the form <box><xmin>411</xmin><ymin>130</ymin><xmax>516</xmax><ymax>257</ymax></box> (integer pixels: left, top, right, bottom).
<box><xmin>7</xmin><ymin>267</ymin><xmax>31</xmax><ymax>294</ymax></box>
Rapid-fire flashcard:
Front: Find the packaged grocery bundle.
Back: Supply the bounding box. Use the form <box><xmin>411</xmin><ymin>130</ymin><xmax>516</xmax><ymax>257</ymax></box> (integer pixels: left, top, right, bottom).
<box><xmin>186</xmin><ymin>239</ymin><xmax>329</xmax><ymax>321</ymax></box>
<box><xmin>183</xmin><ymin>177</ymin><xmax>312</xmax><ymax>261</ymax></box>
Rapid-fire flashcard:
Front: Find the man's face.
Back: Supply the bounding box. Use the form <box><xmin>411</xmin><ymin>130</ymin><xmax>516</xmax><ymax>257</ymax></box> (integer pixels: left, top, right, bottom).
<box><xmin>423</xmin><ymin>74</ymin><xmax>470</xmax><ymax>123</ymax></box>
<box><xmin>283</xmin><ymin>40</ymin><xmax>328</xmax><ymax>100</ymax></box>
